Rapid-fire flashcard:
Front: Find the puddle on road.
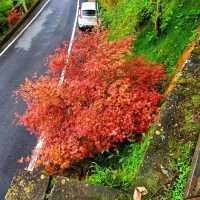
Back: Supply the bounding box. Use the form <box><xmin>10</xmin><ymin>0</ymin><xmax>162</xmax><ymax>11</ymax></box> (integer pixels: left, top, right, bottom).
<box><xmin>15</xmin><ymin>8</ymin><xmax>53</xmax><ymax>51</ymax></box>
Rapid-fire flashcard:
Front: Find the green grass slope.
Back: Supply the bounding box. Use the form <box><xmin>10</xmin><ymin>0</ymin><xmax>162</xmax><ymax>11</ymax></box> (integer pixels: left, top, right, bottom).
<box><xmin>100</xmin><ymin>0</ymin><xmax>200</xmax><ymax>74</ymax></box>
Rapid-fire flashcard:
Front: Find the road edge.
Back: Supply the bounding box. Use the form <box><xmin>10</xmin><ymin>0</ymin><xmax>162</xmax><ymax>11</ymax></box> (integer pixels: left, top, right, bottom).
<box><xmin>27</xmin><ymin>0</ymin><xmax>80</xmax><ymax>171</ymax></box>
<box><xmin>0</xmin><ymin>0</ymin><xmax>51</xmax><ymax>56</ymax></box>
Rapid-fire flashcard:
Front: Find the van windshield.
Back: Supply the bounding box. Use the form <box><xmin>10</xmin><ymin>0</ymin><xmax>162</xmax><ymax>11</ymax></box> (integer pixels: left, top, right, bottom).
<box><xmin>82</xmin><ymin>10</ymin><xmax>96</xmax><ymax>16</ymax></box>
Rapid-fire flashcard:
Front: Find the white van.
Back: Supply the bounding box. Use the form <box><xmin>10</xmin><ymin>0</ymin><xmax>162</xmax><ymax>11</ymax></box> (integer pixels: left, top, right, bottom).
<box><xmin>78</xmin><ymin>2</ymin><xmax>98</xmax><ymax>30</ymax></box>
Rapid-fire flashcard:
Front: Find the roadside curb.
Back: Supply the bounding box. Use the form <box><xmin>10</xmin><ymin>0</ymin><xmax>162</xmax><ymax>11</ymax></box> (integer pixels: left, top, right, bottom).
<box><xmin>5</xmin><ymin>170</ymin><xmax>129</xmax><ymax>200</ymax></box>
<box><xmin>5</xmin><ymin>170</ymin><xmax>49</xmax><ymax>200</ymax></box>
<box><xmin>0</xmin><ymin>0</ymin><xmax>47</xmax><ymax>53</ymax></box>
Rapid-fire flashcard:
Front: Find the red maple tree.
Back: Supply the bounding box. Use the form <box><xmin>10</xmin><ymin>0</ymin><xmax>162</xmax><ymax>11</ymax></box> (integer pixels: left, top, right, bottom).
<box><xmin>16</xmin><ymin>30</ymin><xmax>166</xmax><ymax>172</ymax></box>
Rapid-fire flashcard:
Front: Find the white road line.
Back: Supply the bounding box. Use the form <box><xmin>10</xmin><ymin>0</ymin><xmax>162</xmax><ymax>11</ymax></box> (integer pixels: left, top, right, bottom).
<box><xmin>27</xmin><ymin>137</ymin><xmax>44</xmax><ymax>171</ymax></box>
<box><xmin>59</xmin><ymin>0</ymin><xmax>80</xmax><ymax>84</ymax></box>
<box><xmin>27</xmin><ymin>0</ymin><xmax>80</xmax><ymax>171</ymax></box>
<box><xmin>0</xmin><ymin>0</ymin><xmax>51</xmax><ymax>57</ymax></box>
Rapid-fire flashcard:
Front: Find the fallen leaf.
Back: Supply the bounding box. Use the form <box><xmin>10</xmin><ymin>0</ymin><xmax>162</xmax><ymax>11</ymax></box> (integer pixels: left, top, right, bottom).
<box><xmin>133</xmin><ymin>187</ymin><xmax>148</xmax><ymax>200</ymax></box>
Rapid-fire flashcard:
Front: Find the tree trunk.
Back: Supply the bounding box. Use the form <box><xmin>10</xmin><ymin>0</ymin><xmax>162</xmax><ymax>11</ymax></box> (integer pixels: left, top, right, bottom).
<box><xmin>155</xmin><ymin>0</ymin><xmax>161</xmax><ymax>37</ymax></box>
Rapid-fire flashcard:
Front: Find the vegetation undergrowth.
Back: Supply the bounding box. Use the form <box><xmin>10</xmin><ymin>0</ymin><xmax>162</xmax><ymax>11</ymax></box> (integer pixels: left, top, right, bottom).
<box><xmin>134</xmin><ymin>0</ymin><xmax>200</xmax><ymax>74</ymax></box>
<box><xmin>145</xmin><ymin>143</ymin><xmax>191</xmax><ymax>200</ymax></box>
<box><xmin>99</xmin><ymin>0</ymin><xmax>200</xmax><ymax>74</ymax></box>
<box><xmin>167</xmin><ymin>144</ymin><xmax>191</xmax><ymax>200</ymax></box>
<box><xmin>86</xmin><ymin>134</ymin><xmax>151</xmax><ymax>191</ymax></box>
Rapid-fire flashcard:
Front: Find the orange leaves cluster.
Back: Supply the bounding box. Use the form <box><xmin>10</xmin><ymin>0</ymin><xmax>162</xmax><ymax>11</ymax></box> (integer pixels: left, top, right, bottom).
<box><xmin>7</xmin><ymin>9</ymin><xmax>21</xmax><ymax>28</ymax></box>
<box><xmin>48</xmin><ymin>43</ymin><xmax>68</xmax><ymax>74</ymax></box>
<box><xmin>16</xmin><ymin>30</ymin><xmax>166</xmax><ymax>172</ymax></box>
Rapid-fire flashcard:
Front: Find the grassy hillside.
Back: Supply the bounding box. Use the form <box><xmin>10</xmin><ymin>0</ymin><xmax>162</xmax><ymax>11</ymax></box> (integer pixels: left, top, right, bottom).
<box><xmin>99</xmin><ymin>0</ymin><xmax>200</xmax><ymax>73</ymax></box>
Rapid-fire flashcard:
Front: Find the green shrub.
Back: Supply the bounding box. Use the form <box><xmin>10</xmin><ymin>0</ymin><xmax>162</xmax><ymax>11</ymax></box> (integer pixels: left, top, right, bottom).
<box><xmin>165</xmin><ymin>142</ymin><xmax>192</xmax><ymax>200</ymax></box>
<box><xmin>86</xmin><ymin>135</ymin><xmax>150</xmax><ymax>191</ymax></box>
<box><xmin>99</xmin><ymin>8</ymin><xmax>113</xmax><ymax>27</ymax></box>
<box><xmin>108</xmin><ymin>0</ymin><xmax>153</xmax><ymax>40</ymax></box>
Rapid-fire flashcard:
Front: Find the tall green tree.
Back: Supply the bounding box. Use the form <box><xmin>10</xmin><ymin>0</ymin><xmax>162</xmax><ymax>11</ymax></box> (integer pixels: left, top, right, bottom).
<box><xmin>150</xmin><ymin>0</ymin><xmax>162</xmax><ymax>36</ymax></box>
<box><xmin>155</xmin><ymin>0</ymin><xmax>162</xmax><ymax>36</ymax></box>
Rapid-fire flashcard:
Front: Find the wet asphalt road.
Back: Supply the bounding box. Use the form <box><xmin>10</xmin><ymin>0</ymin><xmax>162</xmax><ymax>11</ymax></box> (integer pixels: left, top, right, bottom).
<box><xmin>0</xmin><ymin>0</ymin><xmax>79</xmax><ymax>198</ymax></box>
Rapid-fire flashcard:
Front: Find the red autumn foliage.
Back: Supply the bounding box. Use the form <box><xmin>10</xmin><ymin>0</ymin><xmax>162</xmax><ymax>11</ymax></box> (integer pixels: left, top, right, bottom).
<box><xmin>16</xmin><ymin>30</ymin><xmax>166</xmax><ymax>172</ymax></box>
<box><xmin>7</xmin><ymin>9</ymin><xmax>21</xmax><ymax>28</ymax></box>
<box><xmin>47</xmin><ymin>43</ymin><xmax>68</xmax><ymax>74</ymax></box>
